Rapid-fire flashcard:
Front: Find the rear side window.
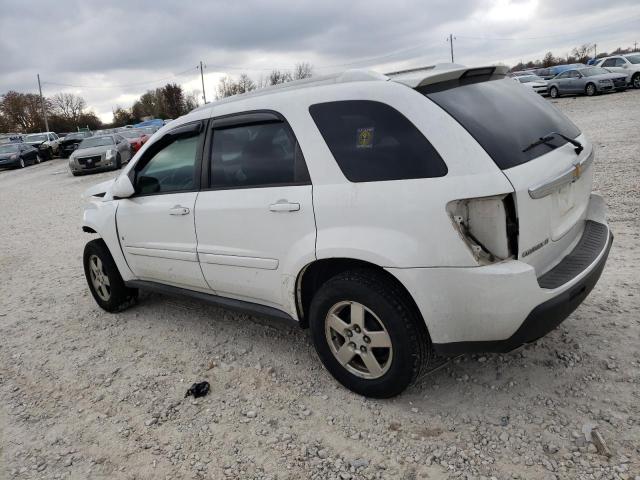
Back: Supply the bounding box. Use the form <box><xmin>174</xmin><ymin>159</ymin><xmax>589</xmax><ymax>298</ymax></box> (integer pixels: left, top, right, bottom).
<box><xmin>420</xmin><ymin>78</ymin><xmax>581</xmax><ymax>170</ymax></box>
<box><xmin>210</xmin><ymin>122</ymin><xmax>310</xmax><ymax>188</ymax></box>
<box><xmin>309</xmin><ymin>100</ymin><xmax>447</xmax><ymax>182</ymax></box>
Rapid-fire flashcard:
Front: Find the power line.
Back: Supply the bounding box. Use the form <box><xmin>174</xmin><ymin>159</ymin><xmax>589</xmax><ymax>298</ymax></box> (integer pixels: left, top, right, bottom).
<box><xmin>41</xmin><ymin>67</ymin><xmax>198</xmax><ymax>90</ymax></box>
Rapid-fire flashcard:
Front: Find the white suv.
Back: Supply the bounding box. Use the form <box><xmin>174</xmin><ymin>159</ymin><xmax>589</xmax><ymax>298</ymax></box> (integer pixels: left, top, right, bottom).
<box><xmin>595</xmin><ymin>53</ymin><xmax>640</xmax><ymax>88</ymax></box>
<box><xmin>81</xmin><ymin>65</ymin><xmax>612</xmax><ymax>397</ymax></box>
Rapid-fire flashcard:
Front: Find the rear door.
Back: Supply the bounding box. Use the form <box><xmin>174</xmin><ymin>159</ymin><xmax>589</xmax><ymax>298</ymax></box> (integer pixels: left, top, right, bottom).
<box><xmin>421</xmin><ymin>76</ymin><xmax>593</xmax><ymax>277</ymax></box>
<box><xmin>116</xmin><ymin>121</ymin><xmax>210</xmax><ymax>290</ymax></box>
<box><xmin>194</xmin><ymin>112</ymin><xmax>316</xmax><ymax>310</ymax></box>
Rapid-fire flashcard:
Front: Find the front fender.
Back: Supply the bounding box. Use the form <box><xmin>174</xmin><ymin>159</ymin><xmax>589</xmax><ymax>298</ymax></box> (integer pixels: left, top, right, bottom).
<box><xmin>83</xmin><ymin>199</ymin><xmax>135</xmax><ymax>281</ymax></box>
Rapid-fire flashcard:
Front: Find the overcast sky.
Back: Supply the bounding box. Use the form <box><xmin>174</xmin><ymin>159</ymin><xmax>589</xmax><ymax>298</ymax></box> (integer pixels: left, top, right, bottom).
<box><xmin>1</xmin><ymin>0</ymin><xmax>639</xmax><ymax>123</ymax></box>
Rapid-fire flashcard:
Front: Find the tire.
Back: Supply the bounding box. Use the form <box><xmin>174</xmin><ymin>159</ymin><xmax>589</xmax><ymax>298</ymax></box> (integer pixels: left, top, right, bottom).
<box><xmin>47</xmin><ymin>147</ymin><xmax>54</xmax><ymax>159</ymax></box>
<box><xmin>83</xmin><ymin>239</ymin><xmax>138</xmax><ymax>312</ymax></box>
<box><xmin>114</xmin><ymin>153</ymin><xmax>122</xmax><ymax>170</ymax></box>
<box><xmin>35</xmin><ymin>154</ymin><xmax>42</xmax><ymax>164</ymax></box>
<box><xmin>18</xmin><ymin>157</ymin><xmax>25</xmax><ymax>168</ymax></box>
<box><xmin>585</xmin><ymin>83</ymin><xmax>597</xmax><ymax>96</ymax></box>
<box><xmin>633</xmin><ymin>73</ymin><xmax>640</xmax><ymax>89</ymax></box>
<box><xmin>71</xmin><ymin>171</ymin><xmax>80</xmax><ymax>177</ymax></box>
<box><xmin>309</xmin><ymin>269</ymin><xmax>431</xmax><ymax>398</ymax></box>
<box><xmin>549</xmin><ymin>86</ymin><xmax>559</xmax><ymax>98</ymax></box>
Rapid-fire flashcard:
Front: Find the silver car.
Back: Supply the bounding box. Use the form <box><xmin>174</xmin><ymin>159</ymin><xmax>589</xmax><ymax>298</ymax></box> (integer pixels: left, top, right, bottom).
<box><xmin>547</xmin><ymin>67</ymin><xmax>627</xmax><ymax>98</ymax></box>
<box><xmin>68</xmin><ymin>134</ymin><xmax>132</xmax><ymax>176</ymax></box>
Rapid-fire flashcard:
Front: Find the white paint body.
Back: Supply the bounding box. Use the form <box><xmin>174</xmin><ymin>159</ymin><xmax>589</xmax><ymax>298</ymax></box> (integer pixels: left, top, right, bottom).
<box><xmin>82</xmin><ymin>66</ymin><xmax>610</xmax><ymax>345</ymax></box>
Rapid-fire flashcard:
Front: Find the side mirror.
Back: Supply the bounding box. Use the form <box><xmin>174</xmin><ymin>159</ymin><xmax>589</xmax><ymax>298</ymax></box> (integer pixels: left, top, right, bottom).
<box><xmin>112</xmin><ymin>174</ymin><xmax>135</xmax><ymax>198</ymax></box>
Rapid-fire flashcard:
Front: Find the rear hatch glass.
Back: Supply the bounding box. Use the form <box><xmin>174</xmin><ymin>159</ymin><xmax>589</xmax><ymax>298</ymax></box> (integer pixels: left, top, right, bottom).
<box><xmin>418</xmin><ymin>78</ymin><xmax>580</xmax><ymax>170</ymax></box>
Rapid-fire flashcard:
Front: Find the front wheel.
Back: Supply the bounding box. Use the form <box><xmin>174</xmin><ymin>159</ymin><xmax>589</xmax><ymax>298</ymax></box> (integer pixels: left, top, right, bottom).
<box><xmin>585</xmin><ymin>83</ymin><xmax>597</xmax><ymax>96</ymax></box>
<box><xmin>83</xmin><ymin>239</ymin><xmax>137</xmax><ymax>312</ymax></box>
<box><xmin>114</xmin><ymin>153</ymin><xmax>122</xmax><ymax>170</ymax></box>
<box><xmin>18</xmin><ymin>157</ymin><xmax>25</xmax><ymax>168</ymax></box>
<box><xmin>309</xmin><ymin>269</ymin><xmax>431</xmax><ymax>398</ymax></box>
<box><xmin>632</xmin><ymin>73</ymin><xmax>640</xmax><ymax>89</ymax></box>
<box><xmin>549</xmin><ymin>86</ymin><xmax>559</xmax><ymax>98</ymax></box>
<box><xmin>35</xmin><ymin>154</ymin><xmax>42</xmax><ymax>164</ymax></box>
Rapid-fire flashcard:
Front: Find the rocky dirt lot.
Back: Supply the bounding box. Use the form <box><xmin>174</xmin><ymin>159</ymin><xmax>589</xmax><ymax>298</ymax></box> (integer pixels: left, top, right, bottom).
<box><xmin>1</xmin><ymin>90</ymin><xmax>639</xmax><ymax>480</ymax></box>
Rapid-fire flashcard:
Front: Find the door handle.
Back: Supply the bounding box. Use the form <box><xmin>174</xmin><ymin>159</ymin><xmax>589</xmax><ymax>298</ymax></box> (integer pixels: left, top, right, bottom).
<box><xmin>269</xmin><ymin>201</ymin><xmax>300</xmax><ymax>212</ymax></box>
<box><xmin>169</xmin><ymin>205</ymin><xmax>190</xmax><ymax>215</ymax></box>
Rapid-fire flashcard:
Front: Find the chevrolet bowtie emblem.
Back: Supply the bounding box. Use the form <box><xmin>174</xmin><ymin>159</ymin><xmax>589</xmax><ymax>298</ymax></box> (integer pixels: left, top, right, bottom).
<box><xmin>573</xmin><ymin>162</ymin><xmax>582</xmax><ymax>179</ymax></box>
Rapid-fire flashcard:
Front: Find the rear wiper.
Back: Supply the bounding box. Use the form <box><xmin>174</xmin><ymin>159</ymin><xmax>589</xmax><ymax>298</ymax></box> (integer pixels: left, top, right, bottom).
<box><xmin>522</xmin><ymin>131</ymin><xmax>583</xmax><ymax>155</ymax></box>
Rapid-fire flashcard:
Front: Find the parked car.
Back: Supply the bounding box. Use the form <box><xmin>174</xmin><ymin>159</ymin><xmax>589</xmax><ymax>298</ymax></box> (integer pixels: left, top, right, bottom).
<box><xmin>594</xmin><ymin>54</ymin><xmax>640</xmax><ymax>88</ymax></box>
<box><xmin>23</xmin><ymin>132</ymin><xmax>60</xmax><ymax>159</ymax></box>
<box><xmin>532</xmin><ymin>68</ymin><xmax>555</xmax><ymax>80</ymax></box>
<box><xmin>59</xmin><ymin>131</ymin><xmax>93</xmax><ymax>158</ymax></box>
<box><xmin>117</xmin><ymin>129</ymin><xmax>150</xmax><ymax>153</ymax></box>
<box><xmin>80</xmin><ymin>65</ymin><xmax>612</xmax><ymax>397</ymax></box>
<box><xmin>547</xmin><ymin>67</ymin><xmax>627</xmax><ymax>98</ymax></box>
<box><xmin>0</xmin><ymin>133</ymin><xmax>24</xmax><ymax>144</ymax></box>
<box><xmin>68</xmin><ymin>134</ymin><xmax>132</xmax><ymax>176</ymax></box>
<box><xmin>0</xmin><ymin>142</ymin><xmax>41</xmax><ymax>169</ymax></box>
<box><xmin>513</xmin><ymin>74</ymin><xmax>548</xmax><ymax>95</ymax></box>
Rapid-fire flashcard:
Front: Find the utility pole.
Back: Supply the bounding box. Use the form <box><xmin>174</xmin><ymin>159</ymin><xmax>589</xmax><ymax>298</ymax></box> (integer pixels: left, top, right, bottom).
<box><xmin>198</xmin><ymin>61</ymin><xmax>207</xmax><ymax>104</ymax></box>
<box><xmin>37</xmin><ymin>74</ymin><xmax>49</xmax><ymax>132</ymax></box>
<box><xmin>635</xmin><ymin>41</ymin><xmax>638</xmax><ymax>52</ymax></box>
<box><xmin>447</xmin><ymin>34</ymin><xmax>456</xmax><ymax>63</ymax></box>
<box><xmin>594</xmin><ymin>43</ymin><xmax>597</xmax><ymax>59</ymax></box>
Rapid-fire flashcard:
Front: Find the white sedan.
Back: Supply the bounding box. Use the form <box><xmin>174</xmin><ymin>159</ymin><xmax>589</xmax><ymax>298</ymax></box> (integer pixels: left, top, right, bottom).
<box><xmin>513</xmin><ymin>74</ymin><xmax>548</xmax><ymax>95</ymax></box>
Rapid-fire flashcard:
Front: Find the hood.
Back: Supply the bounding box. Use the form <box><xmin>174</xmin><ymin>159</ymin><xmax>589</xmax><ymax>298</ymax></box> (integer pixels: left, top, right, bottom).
<box><xmin>82</xmin><ymin>179</ymin><xmax>115</xmax><ymax>199</ymax></box>
<box><xmin>0</xmin><ymin>152</ymin><xmax>17</xmax><ymax>159</ymax></box>
<box><xmin>61</xmin><ymin>137</ymin><xmax>85</xmax><ymax>145</ymax></box>
<box><xmin>72</xmin><ymin>145</ymin><xmax>112</xmax><ymax>157</ymax></box>
<box><xmin>527</xmin><ymin>81</ymin><xmax>547</xmax><ymax>87</ymax></box>
<box><xmin>25</xmin><ymin>140</ymin><xmax>45</xmax><ymax>146</ymax></box>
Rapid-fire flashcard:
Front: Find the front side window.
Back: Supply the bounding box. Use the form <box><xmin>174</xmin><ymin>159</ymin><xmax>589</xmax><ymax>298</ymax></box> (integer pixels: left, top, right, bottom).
<box><xmin>309</xmin><ymin>100</ymin><xmax>447</xmax><ymax>182</ymax></box>
<box><xmin>210</xmin><ymin>121</ymin><xmax>309</xmax><ymax>188</ymax></box>
<box><xmin>136</xmin><ymin>134</ymin><xmax>199</xmax><ymax>195</ymax></box>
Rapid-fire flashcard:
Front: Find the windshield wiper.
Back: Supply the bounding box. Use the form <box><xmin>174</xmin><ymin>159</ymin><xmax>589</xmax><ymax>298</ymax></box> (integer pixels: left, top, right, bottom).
<box><xmin>522</xmin><ymin>131</ymin><xmax>583</xmax><ymax>155</ymax></box>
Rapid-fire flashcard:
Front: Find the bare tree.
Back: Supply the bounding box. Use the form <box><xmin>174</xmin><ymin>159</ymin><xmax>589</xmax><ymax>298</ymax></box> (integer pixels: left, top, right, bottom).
<box><xmin>236</xmin><ymin>73</ymin><xmax>256</xmax><ymax>94</ymax></box>
<box><xmin>293</xmin><ymin>62</ymin><xmax>313</xmax><ymax>80</ymax></box>
<box><xmin>268</xmin><ymin>69</ymin><xmax>293</xmax><ymax>86</ymax></box>
<box><xmin>216</xmin><ymin>76</ymin><xmax>239</xmax><ymax>99</ymax></box>
<box><xmin>51</xmin><ymin>92</ymin><xmax>86</xmax><ymax>122</ymax></box>
<box><xmin>572</xmin><ymin>44</ymin><xmax>593</xmax><ymax>64</ymax></box>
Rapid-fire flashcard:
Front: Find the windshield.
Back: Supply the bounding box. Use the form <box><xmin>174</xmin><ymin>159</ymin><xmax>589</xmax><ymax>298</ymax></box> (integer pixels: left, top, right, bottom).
<box><xmin>419</xmin><ymin>77</ymin><xmax>580</xmax><ymax>170</ymax></box>
<box><xmin>66</xmin><ymin>132</ymin><xmax>90</xmax><ymax>140</ymax></box>
<box><xmin>78</xmin><ymin>136</ymin><xmax>114</xmax><ymax>149</ymax></box>
<box><xmin>25</xmin><ymin>134</ymin><xmax>47</xmax><ymax>143</ymax></box>
<box><xmin>519</xmin><ymin>75</ymin><xmax>544</xmax><ymax>83</ymax></box>
<box><xmin>119</xmin><ymin>130</ymin><xmax>144</xmax><ymax>139</ymax></box>
<box><xmin>0</xmin><ymin>144</ymin><xmax>20</xmax><ymax>153</ymax></box>
<box><xmin>581</xmin><ymin>67</ymin><xmax>609</xmax><ymax>76</ymax></box>
<box><xmin>625</xmin><ymin>54</ymin><xmax>640</xmax><ymax>64</ymax></box>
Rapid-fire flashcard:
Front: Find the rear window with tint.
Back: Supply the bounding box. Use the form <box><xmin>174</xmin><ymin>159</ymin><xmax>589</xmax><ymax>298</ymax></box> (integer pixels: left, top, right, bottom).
<box><xmin>309</xmin><ymin>100</ymin><xmax>447</xmax><ymax>182</ymax></box>
<box><xmin>419</xmin><ymin>78</ymin><xmax>581</xmax><ymax>170</ymax></box>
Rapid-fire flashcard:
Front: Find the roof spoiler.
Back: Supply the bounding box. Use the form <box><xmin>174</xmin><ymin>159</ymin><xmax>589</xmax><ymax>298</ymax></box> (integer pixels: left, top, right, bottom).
<box><xmin>388</xmin><ymin>63</ymin><xmax>510</xmax><ymax>88</ymax></box>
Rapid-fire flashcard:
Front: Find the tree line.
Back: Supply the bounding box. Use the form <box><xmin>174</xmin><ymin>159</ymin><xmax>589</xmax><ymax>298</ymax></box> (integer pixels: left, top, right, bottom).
<box><xmin>215</xmin><ymin>62</ymin><xmax>313</xmax><ymax>99</ymax></box>
<box><xmin>511</xmin><ymin>44</ymin><xmax>638</xmax><ymax>72</ymax></box>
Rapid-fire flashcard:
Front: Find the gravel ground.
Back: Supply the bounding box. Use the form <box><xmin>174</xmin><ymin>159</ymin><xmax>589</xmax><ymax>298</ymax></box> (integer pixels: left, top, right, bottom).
<box><xmin>1</xmin><ymin>90</ymin><xmax>639</xmax><ymax>480</ymax></box>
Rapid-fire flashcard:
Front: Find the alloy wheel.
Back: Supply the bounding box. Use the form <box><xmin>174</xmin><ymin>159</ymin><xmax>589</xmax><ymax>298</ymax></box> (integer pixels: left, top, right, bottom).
<box><xmin>324</xmin><ymin>301</ymin><xmax>393</xmax><ymax>379</ymax></box>
<box><xmin>89</xmin><ymin>254</ymin><xmax>111</xmax><ymax>301</ymax></box>
<box><xmin>19</xmin><ymin>158</ymin><xmax>25</xmax><ymax>168</ymax></box>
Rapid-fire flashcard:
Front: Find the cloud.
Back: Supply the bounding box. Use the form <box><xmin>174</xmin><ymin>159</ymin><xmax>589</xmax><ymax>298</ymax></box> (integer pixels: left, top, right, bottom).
<box><xmin>1</xmin><ymin>0</ymin><xmax>638</xmax><ymax>123</ymax></box>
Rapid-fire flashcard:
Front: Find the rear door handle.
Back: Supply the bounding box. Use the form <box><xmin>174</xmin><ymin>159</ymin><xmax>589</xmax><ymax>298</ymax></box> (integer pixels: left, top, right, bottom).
<box><xmin>169</xmin><ymin>205</ymin><xmax>190</xmax><ymax>215</ymax></box>
<box><xmin>269</xmin><ymin>201</ymin><xmax>300</xmax><ymax>212</ymax></box>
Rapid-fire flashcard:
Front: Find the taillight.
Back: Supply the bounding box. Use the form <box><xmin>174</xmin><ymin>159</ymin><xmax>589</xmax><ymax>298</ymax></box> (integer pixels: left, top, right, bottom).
<box><xmin>447</xmin><ymin>194</ymin><xmax>519</xmax><ymax>264</ymax></box>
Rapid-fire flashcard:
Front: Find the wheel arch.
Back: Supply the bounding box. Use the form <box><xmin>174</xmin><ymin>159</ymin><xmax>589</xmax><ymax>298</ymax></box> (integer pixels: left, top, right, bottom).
<box><xmin>295</xmin><ymin>258</ymin><xmax>424</xmax><ymax>330</ymax></box>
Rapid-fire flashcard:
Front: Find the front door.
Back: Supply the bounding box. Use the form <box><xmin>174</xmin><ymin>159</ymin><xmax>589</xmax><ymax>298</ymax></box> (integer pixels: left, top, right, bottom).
<box><xmin>194</xmin><ymin>113</ymin><xmax>316</xmax><ymax>310</ymax></box>
<box><xmin>117</xmin><ymin>121</ymin><xmax>209</xmax><ymax>290</ymax></box>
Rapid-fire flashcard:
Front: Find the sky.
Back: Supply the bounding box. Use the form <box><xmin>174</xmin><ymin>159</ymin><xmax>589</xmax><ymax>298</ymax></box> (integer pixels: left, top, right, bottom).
<box><xmin>1</xmin><ymin>0</ymin><xmax>639</xmax><ymax>123</ymax></box>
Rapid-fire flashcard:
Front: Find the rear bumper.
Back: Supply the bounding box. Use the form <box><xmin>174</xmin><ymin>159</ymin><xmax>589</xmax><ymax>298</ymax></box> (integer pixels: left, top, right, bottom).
<box><xmin>388</xmin><ymin>193</ymin><xmax>612</xmax><ymax>355</ymax></box>
<box><xmin>433</xmin><ymin>229</ymin><xmax>612</xmax><ymax>355</ymax></box>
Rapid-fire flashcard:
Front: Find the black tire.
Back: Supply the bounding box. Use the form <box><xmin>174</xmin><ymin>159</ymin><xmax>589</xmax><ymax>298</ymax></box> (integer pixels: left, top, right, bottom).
<box><xmin>632</xmin><ymin>73</ymin><xmax>640</xmax><ymax>89</ymax></box>
<box><xmin>47</xmin><ymin>147</ymin><xmax>54</xmax><ymax>159</ymax></box>
<box><xmin>83</xmin><ymin>239</ymin><xmax>138</xmax><ymax>312</ymax></box>
<box><xmin>549</xmin><ymin>86</ymin><xmax>559</xmax><ymax>98</ymax></box>
<box><xmin>18</xmin><ymin>157</ymin><xmax>25</xmax><ymax>168</ymax></box>
<box><xmin>309</xmin><ymin>269</ymin><xmax>431</xmax><ymax>398</ymax></box>
<box><xmin>71</xmin><ymin>171</ymin><xmax>80</xmax><ymax>176</ymax></box>
<box><xmin>585</xmin><ymin>83</ymin><xmax>597</xmax><ymax>96</ymax></box>
<box><xmin>35</xmin><ymin>154</ymin><xmax>42</xmax><ymax>164</ymax></box>
<box><xmin>115</xmin><ymin>153</ymin><xmax>122</xmax><ymax>170</ymax></box>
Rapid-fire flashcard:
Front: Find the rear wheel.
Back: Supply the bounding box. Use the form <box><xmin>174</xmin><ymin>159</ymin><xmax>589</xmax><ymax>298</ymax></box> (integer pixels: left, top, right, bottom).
<box><xmin>585</xmin><ymin>83</ymin><xmax>597</xmax><ymax>96</ymax></box>
<box><xmin>83</xmin><ymin>239</ymin><xmax>137</xmax><ymax>312</ymax></box>
<box><xmin>35</xmin><ymin>154</ymin><xmax>42</xmax><ymax>164</ymax></box>
<box><xmin>633</xmin><ymin>73</ymin><xmax>640</xmax><ymax>89</ymax></box>
<box><xmin>549</xmin><ymin>86</ymin><xmax>559</xmax><ymax>98</ymax></box>
<box><xmin>114</xmin><ymin>153</ymin><xmax>122</xmax><ymax>170</ymax></box>
<box><xmin>309</xmin><ymin>269</ymin><xmax>431</xmax><ymax>398</ymax></box>
<box><xmin>18</xmin><ymin>157</ymin><xmax>25</xmax><ymax>168</ymax></box>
